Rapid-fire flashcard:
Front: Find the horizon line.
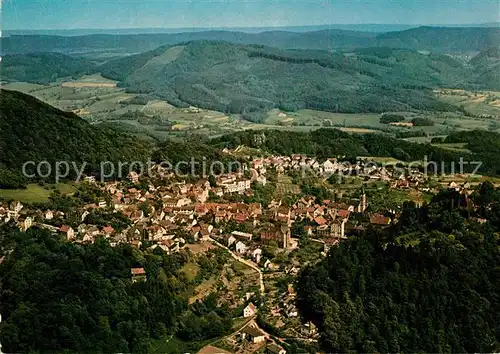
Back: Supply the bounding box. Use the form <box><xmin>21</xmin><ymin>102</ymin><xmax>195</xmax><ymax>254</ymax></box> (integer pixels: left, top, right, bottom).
<box><xmin>4</xmin><ymin>22</ymin><xmax>499</xmax><ymax>32</ymax></box>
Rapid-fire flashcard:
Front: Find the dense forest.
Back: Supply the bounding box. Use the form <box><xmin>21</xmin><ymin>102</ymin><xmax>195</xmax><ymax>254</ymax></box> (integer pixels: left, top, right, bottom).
<box><xmin>296</xmin><ymin>182</ymin><xmax>500</xmax><ymax>353</ymax></box>
<box><xmin>0</xmin><ymin>227</ymin><xmax>234</xmax><ymax>353</ymax></box>
<box><xmin>0</xmin><ymin>53</ymin><xmax>94</xmax><ymax>84</ymax></box>
<box><xmin>0</xmin><ymin>89</ymin><xmax>151</xmax><ymax>188</ymax></box>
<box><xmin>443</xmin><ymin>130</ymin><xmax>500</xmax><ymax>175</ymax></box>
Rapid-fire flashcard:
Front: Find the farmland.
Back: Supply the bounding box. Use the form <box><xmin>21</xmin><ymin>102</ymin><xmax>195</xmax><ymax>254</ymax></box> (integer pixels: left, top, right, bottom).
<box><xmin>2</xmin><ymin>75</ymin><xmax>500</xmax><ymax>142</ymax></box>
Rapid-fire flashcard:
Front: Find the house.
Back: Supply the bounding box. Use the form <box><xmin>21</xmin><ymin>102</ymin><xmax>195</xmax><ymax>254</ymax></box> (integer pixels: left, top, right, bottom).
<box><xmin>198</xmin><ymin>224</ymin><xmax>213</xmax><ymax>241</ymax></box>
<box><xmin>242</xmin><ymin>326</ymin><xmax>266</xmax><ymax>343</ymax></box>
<box><xmin>131</xmin><ymin>267</ymin><xmax>146</xmax><ymax>282</ymax></box>
<box><xmin>130</xmin><ymin>239</ymin><xmax>142</xmax><ymax>249</ymax></box>
<box><xmin>314</xmin><ymin>215</ymin><xmax>328</xmax><ymax>226</ymax></box>
<box><xmin>227</xmin><ymin>235</ymin><xmax>237</xmax><ymax>247</ymax></box>
<box><xmin>82</xmin><ymin>233</ymin><xmax>95</xmax><ymax>243</ymax></box>
<box><xmin>243</xmin><ymin>302</ymin><xmax>257</xmax><ymax>317</ymax></box>
<box><xmin>370</xmin><ymin>213</ymin><xmax>391</xmax><ymax>226</ymax></box>
<box><xmin>60</xmin><ymin>225</ymin><xmax>75</xmax><ymax>240</ymax></box>
<box><xmin>267</xmin><ymin>343</ymin><xmax>286</xmax><ymax>354</ymax></box>
<box><xmin>9</xmin><ymin>201</ymin><xmax>23</xmax><ymax>214</ymax></box>
<box><xmin>231</xmin><ymin>230</ymin><xmax>253</xmax><ymax>240</ymax></box>
<box><xmin>324</xmin><ymin>238</ymin><xmax>340</xmax><ymax>253</ymax></box>
<box><xmin>336</xmin><ymin>209</ymin><xmax>351</xmax><ymax>220</ymax></box>
<box><xmin>275</xmin><ymin>206</ymin><xmax>291</xmax><ymax>224</ymax></box>
<box><xmin>128</xmin><ymin>171</ymin><xmax>140</xmax><ymax>184</ymax></box>
<box><xmin>261</xmin><ymin>225</ymin><xmax>291</xmax><ymax>249</ymax></box>
<box><xmin>235</xmin><ymin>241</ymin><xmax>247</xmax><ymax>254</ymax></box>
<box><xmin>102</xmin><ymin>225</ymin><xmax>115</xmax><ymax>236</ymax></box>
<box><xmin>323</xmin><ymin>159</ymin><xmax>339</xmax><ymax>174</ymax></box>
<box><xmin>331</xmin><ymin>218</ymin><xmax>346</xmax><ymax>238</ymax></box>
<box><xmin>234</xmin><ymin>213</ymin><xmax>249</xmax><ymax>224</ymax></box>
<box><xmin>215</xmin><ymin>211</ymin><xmax>227</xmax><ymax>223</ymax></box>
<box><xmin>18</xmin><ymin>216</ymin><xmax>33</xmax><ymax>232</ymax></box>
<box><xmin>263</xmin><ymin>259</ymin><xmax>276</xmax><ymax>270</ymax></box>
<box><xmin>286</xmin><ymin>304</ymin><xmax>298</xmax><ymax>318</ymax></box>
<box><xmin>153</xmin><ymin>240</ymin><xmax>179</xmax><ymax>254</ymax></box>
<box><xmin>251</xmin><ymin>248</ymin><xmax>262</xmax><ymax>264</ymax></box>
<box><xmin>44</xmin><ymin>210</ymin><xmax>54</xmax><ymax>220</ymax></box>
<box><xmin>301</xmin><ymin>321</ymin><xmax>318</xmax><ymax>337</ymax></box>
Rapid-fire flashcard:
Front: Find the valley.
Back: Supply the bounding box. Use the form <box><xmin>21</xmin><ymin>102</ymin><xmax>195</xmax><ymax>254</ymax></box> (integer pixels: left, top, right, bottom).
<box><xmin>2</xmin><ymin>76</ymin><xmax>499</xmax><ymax>142</ymax></box>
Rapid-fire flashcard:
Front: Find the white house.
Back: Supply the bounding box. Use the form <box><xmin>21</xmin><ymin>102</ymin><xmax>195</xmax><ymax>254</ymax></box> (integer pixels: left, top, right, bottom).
<box><xmin>243</xmin><ymin>302</ymin><xmax>257</xmax><ymax>318</ymax></box>
<box><xmin>227</xmin><ymin>235</ymin><xmax>237</xmax><ymax>247</ymax></box>
<box><xmin>323</xmin><ymin>159</ymin><xmax>339</xmax><ymax>174</ymax></box>
<box><xmin>242</xmin><ymin>326</ymin><xmax>266</xmax><ymax>344</ymax></box>
<box><xmin>45</xmin><ymin>210</ymin><xmax>54</xmax><ymax>220</ymax></box>
<box><xmin>251</xmin><ymin>248</ymin><xmax>262</xmax><ymax>264</ymax></box>
<box><xmin>235</xmin><ymin>241</ymin><xmax>247</xmax><ymax>254</ymax></box>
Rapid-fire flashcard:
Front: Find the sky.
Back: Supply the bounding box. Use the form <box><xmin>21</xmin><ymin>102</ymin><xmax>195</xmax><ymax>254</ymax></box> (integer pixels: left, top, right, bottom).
<box><xmin>2</xmin><ymin>0</ymin><xmax>499</xmax><ymax>30</ymax></box>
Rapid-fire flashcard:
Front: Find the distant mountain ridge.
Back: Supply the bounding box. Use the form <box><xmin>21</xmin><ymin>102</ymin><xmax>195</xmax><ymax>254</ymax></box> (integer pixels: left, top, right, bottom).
<box><xmin>3</xmin><ymin>22</ymin><xmax>499</xmax><ymax>36</ymax></box>
<box><xmin>1</xmin><ymin>26</ymin><xmax>499</xmax><ymax>54</ymax></box>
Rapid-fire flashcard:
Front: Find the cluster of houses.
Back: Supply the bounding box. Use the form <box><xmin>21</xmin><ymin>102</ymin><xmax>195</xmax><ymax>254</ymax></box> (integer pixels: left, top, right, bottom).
<box><xmin>0</xmin><ymin>163</ymin><xmax>390</xmax><ymax>263</ymax></box>
<box><xmin>0</xmin><ymin>153</ymin><xmax>447</xmax><ymax>289</ymax></box>
<box><xmin>249</xmin><ymin>153</ymin><xmax>426</xmax><ymax>185</ymax></box>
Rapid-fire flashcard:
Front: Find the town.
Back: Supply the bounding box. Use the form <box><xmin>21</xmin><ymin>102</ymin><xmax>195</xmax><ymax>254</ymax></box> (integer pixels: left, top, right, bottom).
<box><xmin>0</xmin><ymin>150</ymin><xmax>480</xmax><ymax>353</ymax></box>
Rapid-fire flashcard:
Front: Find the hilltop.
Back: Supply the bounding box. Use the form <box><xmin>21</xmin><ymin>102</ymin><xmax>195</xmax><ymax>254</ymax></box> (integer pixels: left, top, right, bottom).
<box><xmin>0</xmin><ymin>89</ymin><xmax>151</xmax><ymax>187</ymax></box>
<box><xmin>96</xmin><ymin>41</ymin><xmax>492</xmax><ymax>118</ymax></box>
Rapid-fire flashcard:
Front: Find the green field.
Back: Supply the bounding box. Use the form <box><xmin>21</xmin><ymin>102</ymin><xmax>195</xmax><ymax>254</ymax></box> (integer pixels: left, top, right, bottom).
<box><xmin>436</xmin><ymin>89</ymin><xmax>500</xmax><ymax>117</ymax></box>
<box><xmin>180</xmin><ymin>262</ymin><xmax>200</xmax><ymax>282</ymax></box>
<box><xmin>0</xmin><ymin>183</ymin><xmax>76</xmax><ymax>203</ymax></box>
<box><xmin>4</xmin><ymin>77</ymin><xmax>500</xmax><ymax>142</ymax></box>
<box><xmin>431</xmin><ymin>142</ymin><xmax>471</xmax><ymax>153</ymax></box>
<box><xmin>275</xmin><ymin>174</ymin><xmax>301</xmax><ymax>196</ymax></box>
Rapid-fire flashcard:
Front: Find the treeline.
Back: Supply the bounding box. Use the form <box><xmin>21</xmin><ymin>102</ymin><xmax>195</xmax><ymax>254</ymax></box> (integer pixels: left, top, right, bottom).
<box><xmin>444</xmin><ymin>130</ymin><xmax>500</xmax><ymax>175</ymax></box>
<box><xmin>296</xmin><ymin>183</ymin><xmax>500</xmax><ymax>353</ymax></box>
<box><xmin>112</xmin><ymin>41</ymin><xmax>466</xmax><ymax>117</ymax></box>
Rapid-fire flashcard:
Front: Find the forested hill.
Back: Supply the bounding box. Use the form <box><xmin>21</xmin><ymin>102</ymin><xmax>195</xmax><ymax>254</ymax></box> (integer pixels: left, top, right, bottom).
<box><xmin>1</xmin><ymin>26</ymin><xmax>499</xmax><ymax>54</ymax></box>
<box><xmin>296</xmin><ymin>184</ymin><xmax>500</xmax><ymax>352</ymax></box>
<box><xmin>0</xmin><ymin>52</ymin><xmax>95</xmax><ymax>84</ymax></box>
<box><xmin>0</xmin><ymin>89</ymin><xmax>151</xmax><ymax>188</ymax></box>
<box><xmin>97</xmin><ymin>41</ymin><xmax>491</xmax><ymax>117</ymax></box>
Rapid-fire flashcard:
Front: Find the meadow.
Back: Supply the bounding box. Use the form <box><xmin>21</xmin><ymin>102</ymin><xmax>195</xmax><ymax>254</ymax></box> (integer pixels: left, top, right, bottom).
<box><xmin>0</xmin><ymin>183</ymin><xmax>76</xmax><ymax>203</ymax></box>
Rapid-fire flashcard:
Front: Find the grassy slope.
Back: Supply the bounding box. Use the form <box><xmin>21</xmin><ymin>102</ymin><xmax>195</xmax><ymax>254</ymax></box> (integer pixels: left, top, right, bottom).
<box><xmin>0</xmin><ymin>183</ymin><xmax>76</xmax><ymax>203</ymax></box>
